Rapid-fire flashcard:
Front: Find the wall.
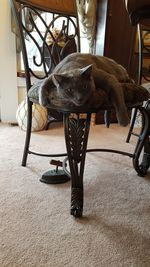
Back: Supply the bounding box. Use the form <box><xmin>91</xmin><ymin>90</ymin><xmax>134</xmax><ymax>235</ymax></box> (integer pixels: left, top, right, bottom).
<box><xmin>0</xmin><ymin>0</ymin><xmax>18</xmax><ymax>122</ymax></box>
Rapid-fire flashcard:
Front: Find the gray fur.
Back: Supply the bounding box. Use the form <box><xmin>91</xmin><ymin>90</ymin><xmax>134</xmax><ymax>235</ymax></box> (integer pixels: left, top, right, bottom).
<box><xmin>39</xmin><ymin>53</ymin><xmax>134</xmax><ymax>126</ymax></box>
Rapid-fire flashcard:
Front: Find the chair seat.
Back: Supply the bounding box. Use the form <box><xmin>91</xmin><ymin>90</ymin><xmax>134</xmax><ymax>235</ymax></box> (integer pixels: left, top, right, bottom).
<box><xmin>28</xmin><ymin>80</ymin><xmax>150</xmax><ymax>113</ymax></box>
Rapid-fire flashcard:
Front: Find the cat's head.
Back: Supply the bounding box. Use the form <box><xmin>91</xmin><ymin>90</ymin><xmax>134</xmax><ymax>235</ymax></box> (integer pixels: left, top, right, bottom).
<box><xmin>39</xmin><ymin>65</ymin><xmax>95</xmax><ymax>107</ymax></box>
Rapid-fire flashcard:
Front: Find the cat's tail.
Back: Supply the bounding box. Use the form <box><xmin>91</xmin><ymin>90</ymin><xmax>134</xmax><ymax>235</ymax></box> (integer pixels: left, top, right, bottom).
<box><xmin>112</xmin><ymin>94</ymin><xmax>130</xmax><ymax>126</ymax></box>
<box><xmin>114</xmin><ymin>104</ymin><xmax>130</xmax><ymax>126</ymax></box>
<box><xmin>103</xmin><ymin>75</ymin><xmax>130</xmax><ymax>126</ymax></box>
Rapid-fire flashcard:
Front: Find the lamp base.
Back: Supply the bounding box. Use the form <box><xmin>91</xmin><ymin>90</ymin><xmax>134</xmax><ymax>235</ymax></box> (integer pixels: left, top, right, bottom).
<box><xmin>40</xmin><ymin>169</ymin><xmax>70</xmax><ymax>184</ymax></box>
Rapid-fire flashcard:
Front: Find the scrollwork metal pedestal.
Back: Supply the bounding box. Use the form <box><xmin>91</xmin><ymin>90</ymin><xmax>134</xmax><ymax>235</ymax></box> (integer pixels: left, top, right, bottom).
<box><xmin>64</xmin><ymin>113</ymin><xmax>91</xmax><ymax>217</ymax></box>
<box><xmin>62</xmin><ymin>107</ymin><xmax>150</xmax><ymax>217</ymax></box>
<box><xmin>133</xmin><ymin>107</ymin><xmax>150</xmax><ymax>176</ymax></box>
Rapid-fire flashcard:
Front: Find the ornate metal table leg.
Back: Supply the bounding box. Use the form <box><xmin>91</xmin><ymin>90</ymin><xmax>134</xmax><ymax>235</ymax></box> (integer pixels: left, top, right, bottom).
<box><xmin>139</xmin><ymin>101</ymin><xmax>150</xmax><ymax>174</ymax></box>
<box><xmin>64</xmin><ymin>113</ymin><xmax>91</xmax><ymax>217</ymax></box>
<box><xmin>140</xmin><ymin>136</ymin><xmax>150</xmax><ymax>174</ymax></box>
<box><xmin>133</xmin><ymin>107</ymin><xmax>150</xmax><ymax>176</ymax></box>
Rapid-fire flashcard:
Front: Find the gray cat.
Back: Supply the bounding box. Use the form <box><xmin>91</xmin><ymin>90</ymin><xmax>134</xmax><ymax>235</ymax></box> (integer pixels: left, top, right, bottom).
<box><xmin>39</xmin><ymin>53</ymin><xmax>139</xmax><ymax>126</ymax></box>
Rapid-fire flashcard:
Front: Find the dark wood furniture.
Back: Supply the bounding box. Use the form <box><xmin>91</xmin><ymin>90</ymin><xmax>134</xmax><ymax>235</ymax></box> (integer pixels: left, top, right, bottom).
<box><xmin>95</xmin><ymin>0</ymin><xmax>137</xmax><ymax>124</ymax></box>
<box><xmin>124</xmin><ymin>1</ymin><xmax>150</xmax><ymax>142</ymax></box>
<box><xmin>96</xmin><ymin>0</ymin><xmax>137</xmax><ymax>79</ymax></box>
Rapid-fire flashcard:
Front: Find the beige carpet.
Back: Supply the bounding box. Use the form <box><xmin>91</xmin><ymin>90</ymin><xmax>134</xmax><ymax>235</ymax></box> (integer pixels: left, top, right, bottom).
<box><xmin>0</xmin><ymin>122</ymin><xmax>150</xmax><ymax>267</ymax></box>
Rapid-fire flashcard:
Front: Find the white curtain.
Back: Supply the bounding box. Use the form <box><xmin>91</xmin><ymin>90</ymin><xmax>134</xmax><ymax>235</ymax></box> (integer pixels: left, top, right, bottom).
<box><xmin>76</xmin><ymin>0</ymin><xmax>97</xmax><ymax>53</ymax></box>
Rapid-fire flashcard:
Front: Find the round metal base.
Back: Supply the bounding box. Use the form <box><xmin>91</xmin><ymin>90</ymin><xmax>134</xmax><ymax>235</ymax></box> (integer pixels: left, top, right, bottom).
<box><xmin>40</xmin><ymin>169</ymin><xmax>70</xmax><ymax>184</ymax></box>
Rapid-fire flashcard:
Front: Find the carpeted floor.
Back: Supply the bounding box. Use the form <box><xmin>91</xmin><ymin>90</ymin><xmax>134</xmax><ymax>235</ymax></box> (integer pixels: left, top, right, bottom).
<box><xmin>0</xmin><ymin>122</ymin><xmax>150</xmax><ymax>267</ymax></box>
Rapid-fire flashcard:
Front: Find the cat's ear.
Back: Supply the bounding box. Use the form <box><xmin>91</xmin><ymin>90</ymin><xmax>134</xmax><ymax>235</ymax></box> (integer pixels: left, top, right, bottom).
<box><xmin>52</xmin><ymin>74</ymin><xmax>67</xmax><ymax>87</ymax></box>
<box><xmin>80</xmin><ymin>64</ymin><xmax>92</xmax><ymax>78</ymax></box>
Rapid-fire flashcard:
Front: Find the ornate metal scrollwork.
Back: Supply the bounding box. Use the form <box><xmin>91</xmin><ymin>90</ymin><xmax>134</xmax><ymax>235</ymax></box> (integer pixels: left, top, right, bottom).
<box><xmin>64</xmin><ymin>113</ymin><xmax>91</xmax><ymax>217</ymax></box>
<box><xmin>138</xmin><ymin>102</ymin><xmax>150</xmax><ymax>175</ymax></box>
<box><xmin>18</xmin><ymin>4</ymin><xmax>79</xmax><ymax>79</ymax></box>
<box><xmin>133</xmin><ymin>106</ymin><xmax>150</xmax><ymax>176</ymax></box>
<box><xmin>68</xmin><ymin>117</ymin><xmax>87</xmax><ymax>163</ymax></box>
<box><xmin>71</xmin><ymin>188</ymin><xmax>83</xmax><ymax>217</ymax></box>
